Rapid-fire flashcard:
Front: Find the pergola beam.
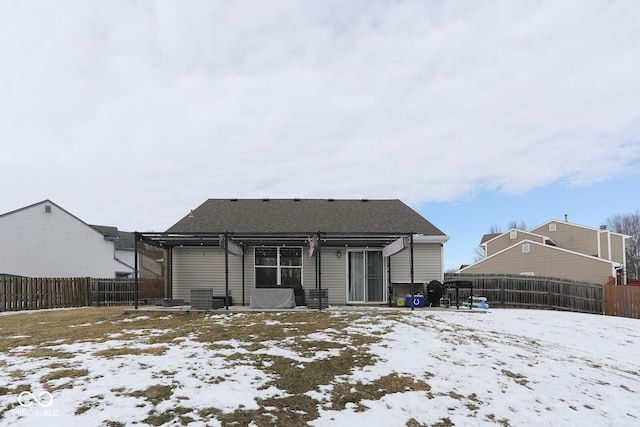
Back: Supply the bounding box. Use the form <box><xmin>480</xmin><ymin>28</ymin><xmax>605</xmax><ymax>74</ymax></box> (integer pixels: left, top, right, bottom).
<box><xmin>134</xmin><ymin>230</ymin><xmax>419</xmax><ymax>310</ymax></box>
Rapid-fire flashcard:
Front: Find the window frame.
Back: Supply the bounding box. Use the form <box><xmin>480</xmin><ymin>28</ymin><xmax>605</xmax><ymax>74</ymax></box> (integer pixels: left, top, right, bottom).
<box><xmin>254</xmin><ymin>246</ymin><xmax>303</xmax><ymax>287</ymax></box>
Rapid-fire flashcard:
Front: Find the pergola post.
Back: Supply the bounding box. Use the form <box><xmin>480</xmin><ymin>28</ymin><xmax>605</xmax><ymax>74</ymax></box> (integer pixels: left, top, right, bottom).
<box><xmin>134</xmin><ymin>232</ymin><xmax>139</xmax><ymax>310</ymax></box>
<box><xmin>224</xmin><ymin>232</ymin><xmax>229</xmax><ymax>310</ymax></box>
<box><xmin>242</xmin><ymin>250</ymin><xmax>245</xmax><ymax>306</ymax></box>
<box><xmin>410</xmin><ymin>233</ymin><xmax>415</xmax><ymax>311</ymax></box>
<box><xmin>317</xmin><ymin>231</ymin><xmax>322</xmax><ymax>312</ymax></box>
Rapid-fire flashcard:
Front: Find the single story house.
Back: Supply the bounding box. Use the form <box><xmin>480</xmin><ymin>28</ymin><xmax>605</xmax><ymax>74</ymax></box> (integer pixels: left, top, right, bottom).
<box><xmin>137</xmin><ymin>198</ymin><xmax>449</xmax><ymax>307</ymax></box>
<box><xmin>460</xmin><ymin>219</ymin><xmax>630</xmax><ymax>284</ymax></box>
<box><xmin>0</xmin><ymin>200</ymin><xmax>135</xmax><ymax>278</ymax></box>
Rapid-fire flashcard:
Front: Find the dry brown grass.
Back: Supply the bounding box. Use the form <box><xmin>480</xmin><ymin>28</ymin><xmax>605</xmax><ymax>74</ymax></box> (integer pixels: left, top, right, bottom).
<box><xmin>1</xmin><ymin>307</ymin><xmax>436</xmax><ymax>426</ymax></box>
<box><xmin>92</xmin><ymin>346</ymin><xmax>169</xmax><ymax>357</ymax></box>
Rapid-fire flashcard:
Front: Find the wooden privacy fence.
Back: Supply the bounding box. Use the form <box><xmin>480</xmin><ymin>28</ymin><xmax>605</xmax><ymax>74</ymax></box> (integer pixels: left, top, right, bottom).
<box><xmin>604</xmin><ymin>284</ymin><xmax>640</xmax><ymax>319</ymax></box>
<box><xmin>0</xmin><ymin>277</ymin><xmax>91</xmax><ymax>311</ymax></box>
<box><xmin>0</xmin><ymin>277</ymin><xmax>165</xmax><ymax>311</ymax></box>
<box><xmin>444</xmin><ymin>273</ymin><xmax>604</xmax><ymax>314</ymax></box>
<box><xmin>91</xmin><ymin>278</ymin><xmax>165</xmax><ymax>306</ymax></box>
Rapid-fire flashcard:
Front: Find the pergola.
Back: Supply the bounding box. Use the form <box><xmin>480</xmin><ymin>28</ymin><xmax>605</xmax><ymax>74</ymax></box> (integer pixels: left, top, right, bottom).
<box><xmin>133</xmin><ymin>230</ymin><xmax>421</xmax><ymax>311</ymax></box>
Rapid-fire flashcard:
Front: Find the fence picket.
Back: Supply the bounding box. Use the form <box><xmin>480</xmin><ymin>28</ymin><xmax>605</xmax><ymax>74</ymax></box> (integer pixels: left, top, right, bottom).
<box><xmin>445</xmin><ymin>273</ymin><xmax>604</xmax><ymax>314</ymax></box>
<box><xmin>445</xmin><ymin>273</ymin><xmax>640</xmax><ymax>318</ymax></box>
<box><xmin>1</xmin><ymin>277</ymin><xmax>165</xmax><ymax>311</ymax></box>
<box><xmin>89</xmin><ymin>278</ymin><xmax>164</xmax><ymax>306</ymax></box>
<box><xmin>604</xmin><ymin>284</ymin><xmax>640</xmax><ymax>319</ymax></box>
<box><xmin>0</xmin><ymin>277</ymin><xmax>91</xmax><ymax>311</ymax></box>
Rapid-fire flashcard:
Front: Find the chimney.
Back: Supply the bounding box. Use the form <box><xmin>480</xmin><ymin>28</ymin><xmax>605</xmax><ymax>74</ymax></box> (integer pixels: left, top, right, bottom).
<box><xmin>564</xmin><ymin>214</ymin><xmax>568</xmax><ymax>222</ymax></box>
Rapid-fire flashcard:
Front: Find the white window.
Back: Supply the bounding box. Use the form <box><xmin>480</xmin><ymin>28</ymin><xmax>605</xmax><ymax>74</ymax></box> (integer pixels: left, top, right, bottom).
<box><xmin>521</xmin><ymin>272</ymin><xmax>535</xmax><ymax>276</ymax></box>
<box><xmin>510</xmin><ymin>230</ymin><xmax>518</xmax><ymax>239</ymax></box>
<box><xmin>522</xmin><ymin>243</ymin><xmax>530</xmax><ymax>253</ymax></box>
<box><xmin>549</xmin><ymin>223</ymin><xmax>557</xmax><ymax>232</ymax></box>
<box><xmin>255</xmin><ymin>247</ymin><xmax>302</xmax><ymax>287</ymax></box>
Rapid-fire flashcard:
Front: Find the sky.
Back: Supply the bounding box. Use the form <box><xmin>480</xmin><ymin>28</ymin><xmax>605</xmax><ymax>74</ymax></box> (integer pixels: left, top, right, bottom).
<box><xmin>1</xmin><ymin>0</ymin><xmax>639</xmax><ymax>270</ymax></box>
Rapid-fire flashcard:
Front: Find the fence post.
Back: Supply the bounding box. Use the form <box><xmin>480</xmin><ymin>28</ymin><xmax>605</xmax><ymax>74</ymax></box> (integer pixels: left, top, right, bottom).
<box><xmin>0</xmin><ymin>277</ymin><xmax>5</xmax><ymax>311</ymax></box>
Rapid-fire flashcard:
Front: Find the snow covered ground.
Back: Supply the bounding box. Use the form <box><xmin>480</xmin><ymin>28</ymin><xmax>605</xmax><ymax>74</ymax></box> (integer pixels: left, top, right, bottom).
<box><xmin>1</xmin><ymin>308</ymin><xmax>639</xmax><ymax>426</ymax></box>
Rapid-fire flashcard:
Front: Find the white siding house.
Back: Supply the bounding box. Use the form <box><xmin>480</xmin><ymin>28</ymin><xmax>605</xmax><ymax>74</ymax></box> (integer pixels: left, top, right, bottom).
<box><xmin>0</xmin><ymin>200</ymin><xmax>134</xmax><ymax>278</ymax></box>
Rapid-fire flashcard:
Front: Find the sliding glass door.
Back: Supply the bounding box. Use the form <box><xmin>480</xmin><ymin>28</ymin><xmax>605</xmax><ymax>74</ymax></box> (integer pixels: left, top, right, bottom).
<box><xmin>348</xmin><ymin>250</ymin><xmax>384</xmax><ymax>302</ymax></box>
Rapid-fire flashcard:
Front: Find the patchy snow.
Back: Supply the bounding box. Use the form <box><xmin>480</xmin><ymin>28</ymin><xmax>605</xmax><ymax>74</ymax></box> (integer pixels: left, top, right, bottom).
<box><xmin>118</xmin><ymin>315</ymin><xmax>151</xmax><ymax>323</ymax></box>
<box><xmin>1</xmin><ymin>308</ymin><xmax>639</xmax><ymax>426</ymax></box>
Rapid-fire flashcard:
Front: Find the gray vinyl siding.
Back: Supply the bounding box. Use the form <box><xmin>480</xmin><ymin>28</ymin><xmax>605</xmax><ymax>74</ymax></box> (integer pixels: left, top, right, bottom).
<box><xmin>599</xmin><ymin>231</ymin><xmax>609</xmax><ymax>260</ymax></box>
<box><xmin>531</xmin><ymin>222</ymin><xmax>599</xmax><ymax>257</ymax></box>
<box><xmin>485</xmin><ymin>231</ymin><xmax>544</xmax><ymax>257</ymax></box>
<box><xmin>463</xmin><ymin>242</ymin><xmax>614</xmax><ymax>284</ymax></box>
<box><xmin>173</xmin><ymin>245</ymin><xmax>342</xmax><ymax>305</ymax></box>
<box><xmin>389</xmin><ymin>243</ymin><xmax>443</xmax><ymax>284</ymax></box>
<box><xmin>609</xmin><ymin>234</ymin><xmax>625</xmax><ymax>265</ymax></box>
<box><xmin>305</xmin><ymin>248</ymin><xmax>348</xmax><ymax>305</ymax></box>
<box><xmin>172</xmin><ymin>246</ymin><xmax>244</xmax><ymax>302</ymax></box>
<box><xmin>172</xmin><ymin>243</ymin><xmax>443</xmax><ymax>305</ymax></box>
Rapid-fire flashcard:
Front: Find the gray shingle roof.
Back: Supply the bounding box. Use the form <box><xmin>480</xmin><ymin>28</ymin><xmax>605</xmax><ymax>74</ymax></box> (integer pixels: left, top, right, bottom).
<box><xmin>480</xmin><ymin>233</ymin><xmax>501</xmax><ymax>245</ymax></box>
<box><xmin>167</xmin><ymin>199</ymin><xmax>445</xmax><ymax>236</ymax></box>
<box><xmin>92</xmin><ymin>225</ymin><xmax>135</xmax><ymax>250</ymax></box>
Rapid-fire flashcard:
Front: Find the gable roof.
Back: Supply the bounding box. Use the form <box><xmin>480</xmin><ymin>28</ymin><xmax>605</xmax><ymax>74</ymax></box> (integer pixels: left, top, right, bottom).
<box><xmin>91</xmin><ymin>225</ymin><xmax>135</xmax><ymax>250</ymax></box>
<box><xmin>462</xmin><ymin>239</ymin><xmax>621</xmax><ymax>270</ymax></box>
<box><xmin>167</xmin><ymin>198</ymin><xmax>446</xmax><ymax>236</ymax></box>
<box><xmin>480</xmin><ymin>233</ymin><xmax>501</xmax><ymax>245</ymax></box>
<box><xmin>531</xmin><ymin>219</ymin><xmax>631</xmax><ymax>239</ymax></box>
<box><xmin>481</xmin><ymin>229</ymin><xmax>553</xmax><ymax>247</ymax></box>
<box><xmin>1</xmin><ymin>199</ymin><xmax>95</xmax><ymax>232</ymax></box>
<box><xmin>2</xmin><ymin>200</ymin><xmax>135</xmax><ymax>250</ymax></box>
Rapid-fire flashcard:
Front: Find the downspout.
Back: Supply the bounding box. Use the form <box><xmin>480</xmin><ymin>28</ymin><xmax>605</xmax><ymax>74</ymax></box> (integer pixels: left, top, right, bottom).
<box><xmin>242</xmin><ymin>248</ymin><xmax>246</xmax><ymax>306</ymax></box>
<box><xmin>103</xmin><ymin>234</ymin><xmax>135</xmax><ymax>276</ymax></box>
<box><xmin>317</xmin><ymin>232</ymin><xmax>322</xmax><ymax>312</ymax></box>
<box><xmin>621</xmin><ymin>236</ymin><xmax>628</xmax><ymax>285</ymax></box>
<box><xmin>440</xmin><ymin>243</ymin><xmax>445</xmax><ymax>281</ymax></box>
<box><xmin>134</xmin><ymin>232</ymin><xmax>139</xmax><ymax>310</ymax></box>
<box><xmin>166</xmin><ymin>246</ymin><xmax>172</xmax><ymax>299</ymax></box>
<box><xmin>224</xmin><ymin>232</ymin><xmax>229</xmax><ymax>310</ymax></box>
<box><xmin>410</xmin><ymin>233</ymin><xmax>415</xmax><ymax>311</ymax></box>
<box><xmin>387</xmin><ymin>255</ymin><xmax>392</xmax><ymax>307</ymax></box>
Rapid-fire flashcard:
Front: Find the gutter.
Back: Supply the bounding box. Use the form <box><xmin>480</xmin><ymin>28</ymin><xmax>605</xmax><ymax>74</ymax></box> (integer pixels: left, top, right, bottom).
<box><xmin>413</xmin><ymin>234</ymin><xmax>450</xmax><ymax>244</ymax></box>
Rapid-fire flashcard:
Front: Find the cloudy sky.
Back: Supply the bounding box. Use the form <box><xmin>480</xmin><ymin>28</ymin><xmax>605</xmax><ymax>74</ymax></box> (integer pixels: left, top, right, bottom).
<box><xmin>1</xmin><ymin>0</ymin><xmax>639</xmax><ymax>269</ymax></box>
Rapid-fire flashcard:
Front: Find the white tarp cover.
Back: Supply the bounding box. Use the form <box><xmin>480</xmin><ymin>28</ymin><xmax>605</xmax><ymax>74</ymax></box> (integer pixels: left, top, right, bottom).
<box><xmin>250</xmin><ymin>288</ymin><xmax>296</xmax><ymax>309</ymax></box>
<box><xmin>308</xmin><ymin>235</ymin><xmax>319</xmax><ymax>257</ymax></box>
<box><xmin>382</xmin><ymin>236</ymin><xmax>409</xmax><ymax>257</ymax></box>
<box><xmin>219</xmin><ymin>235</ymin><xmax>244</xmax><ymax>256</ymax></box>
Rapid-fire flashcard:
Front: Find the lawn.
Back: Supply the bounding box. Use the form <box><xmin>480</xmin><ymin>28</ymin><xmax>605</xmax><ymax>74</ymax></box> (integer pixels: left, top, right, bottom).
<box><xmin>0</xmin><ymin>306</ymin><xmax>639</xmax><ymax>426</ymax></box>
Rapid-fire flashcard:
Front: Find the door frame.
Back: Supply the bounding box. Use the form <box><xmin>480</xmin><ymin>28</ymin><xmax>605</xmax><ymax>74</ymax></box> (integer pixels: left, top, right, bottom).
<box><xmin>346</xmin><ymin>249</ymin><xmax>387</xmax><ymax>304</ymax></box>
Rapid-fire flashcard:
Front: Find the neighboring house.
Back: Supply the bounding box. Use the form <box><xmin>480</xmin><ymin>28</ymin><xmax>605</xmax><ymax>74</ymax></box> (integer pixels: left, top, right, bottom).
<box><xmin>0</xmin><ymin>200</ymin><xmax>134</xmax><ymax>278</ymax></box>
<box><xmin>91</xmin><ymin>225</ymin><xmax>136</xmax><ymax>277</ymax></box>
<box><xmin>460</xmin><ymin>220</ymin><xmax>630</xmax><ymax>284</ymax></box>
<box><xmin>138</xmin><ymin>198</ymin><xmax>449</xmax><ymax>306</ymax></box>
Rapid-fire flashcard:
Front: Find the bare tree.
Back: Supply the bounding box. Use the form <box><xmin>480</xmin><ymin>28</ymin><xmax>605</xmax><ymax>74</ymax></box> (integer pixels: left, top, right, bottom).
<box><xmin>473</xmin><ymin>245</ymin><xmax>486</xmax><ymax>262</ymax></box>
<box><xmin>488</xmin><ymin>225</ymin><xmax>502</xmax><ymax>234</ymax></box>
<box><xmin>606</xmin><ymin>211</ymin><xmax>640</xmax><ymax>280</ymax></box>
<box><xmin>507</xmin><ymin>220</ymin><xmax>528</xmax><ymax>230</ymax></box>
<box><xmin>473</xmin><ymin>221</ymin><xmax>529</xmax><ymax>262</ymax></box>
